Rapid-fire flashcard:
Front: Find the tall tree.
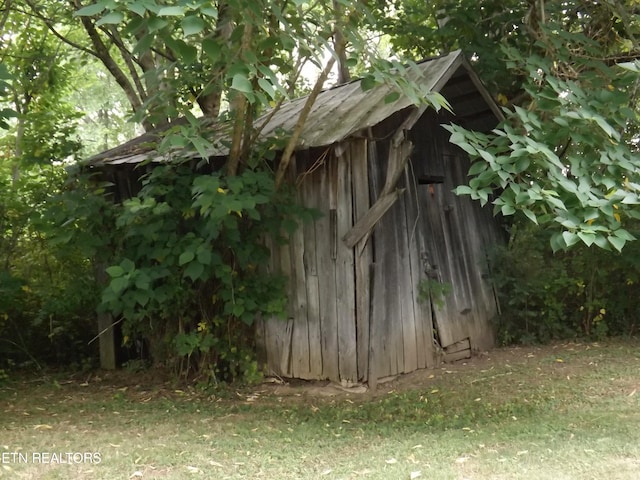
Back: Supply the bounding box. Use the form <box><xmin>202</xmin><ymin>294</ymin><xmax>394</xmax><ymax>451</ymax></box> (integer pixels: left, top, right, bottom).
<box><xmin>8</xmin><ymin>0</ymin><xmax>446</xmax><ymax>179</ymax></box>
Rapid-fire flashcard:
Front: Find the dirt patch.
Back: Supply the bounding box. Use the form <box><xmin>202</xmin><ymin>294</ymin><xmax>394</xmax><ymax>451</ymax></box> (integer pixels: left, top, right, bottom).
<box><xmin>2</xmin><ymin>339</ymin><xmax>637</xmax><ymax>408</ymax></box>
<box><xmin>253</xmin><ymin>339</ymin><xmax>639</xmax><ymax>401</ymax></box>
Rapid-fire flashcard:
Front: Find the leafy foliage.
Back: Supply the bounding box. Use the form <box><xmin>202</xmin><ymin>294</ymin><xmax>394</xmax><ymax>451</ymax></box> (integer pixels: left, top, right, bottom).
<box><xmin>442</xmin><ymin>2</ymin><xmax>640</xmax><ymax>251</ymax></box>
<box><xmin>449</xmin><ymin>36</ymin><xmax>640</xmax><ymax>251</ymax></box>
<box><xmin>491</xmin><ymin>219</ymin><xmax>640</xmax><ymax>345</ymax></box>
<box><xmin>97</xmin><ymin>163</ymin><xmax>313</xmax><ymax>381</ymax></box>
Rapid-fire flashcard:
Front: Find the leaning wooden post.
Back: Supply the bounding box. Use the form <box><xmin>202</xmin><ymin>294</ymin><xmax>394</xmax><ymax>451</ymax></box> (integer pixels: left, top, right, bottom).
<box><xmin>94</xmin><ymin>262</ymin><xmax>116</xmax><ymax>369</ymax></box>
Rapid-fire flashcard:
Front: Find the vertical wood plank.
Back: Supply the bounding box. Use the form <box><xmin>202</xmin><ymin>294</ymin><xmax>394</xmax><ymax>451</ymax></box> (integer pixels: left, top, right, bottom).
<box><xmin>316</xmin><ymin>154</ymin><xmax>340</xmax><ymax>380</ymax></box>
<box><xmin>290</xmin><ymin>218</ymin><xmax>311</xmax><ymax>377</ymax></box>
<box><xmin>351</xmin><ymin>139</ymin><xmax>372</xmax><ymax>382</ymax></box>
<box><xmin>336</xmin><ymin>144</ymin><xmax>357</xmax><ymax>382</ymax></box>
<box><xmin>301</xmin><ymin>162</ymin><xmax>324</xmax><ymax>378</ymax></box>
<box><xmin>395</xmin><ymin>188</ymin><xmax>418</xmax><ymax>373</ymax></box>
<box><xmin>403</xmin><ymin>165</ymin><xmax>437</xmax><ymax>369</ymax></box>
<box><xmin>369</xmin><ymin>139</ymin><xmax>397</xmax><ymax>379</ymax></box>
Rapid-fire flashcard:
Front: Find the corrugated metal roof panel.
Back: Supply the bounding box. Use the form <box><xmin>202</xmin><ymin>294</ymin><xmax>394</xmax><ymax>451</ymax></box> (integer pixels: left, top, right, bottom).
<box><xmin>86</xmin><ymin>51</ymin><xmax>480</xmax><ymax>167</ymax></box>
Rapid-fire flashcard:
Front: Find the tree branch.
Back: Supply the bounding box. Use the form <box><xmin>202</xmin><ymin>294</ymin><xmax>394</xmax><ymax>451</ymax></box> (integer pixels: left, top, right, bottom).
<box><xmin>68</xmin><ymin>0</ymin><xmax>150</xmax><ymax>129</ymax></box>
<box><xmin>23</xmin><ymin>0</ymin><xmax>98</xmax><ymax>58</ymax></box>
<box><xmin>102</xmin><ymin>25</ymin><xmax>147</xmax><ymax>102</ymax></box>
<box><xmin>274</xmin><ymin>47</ymin><xmax>340</xmax><ymax>190</ymax></box>
<box><xmin>227</xmin><ymin>20</ymin><xmax>253</xmax><ymax>176</ymax></box>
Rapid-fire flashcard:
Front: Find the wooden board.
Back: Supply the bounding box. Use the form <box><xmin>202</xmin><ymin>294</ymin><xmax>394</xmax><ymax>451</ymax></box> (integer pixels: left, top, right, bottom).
<box><xmin>409</xmin><ymin>110</ymin><xmax>500</xmax><ymax>352</ymax></box>
<box><xmin>350</xmin><ymin>139</ymin><xmax>372</xmax><ymax>382</ymax></box>
<box><xmin>369</xmin><ymin>138</ymin><xmax>402</xmax><ymax>378</ymax></box>
<box><xmin>402</xmin><ymin>167</ymin><xmax>437</xmax><ymax>370</ymax></box>
<box><xmin>316</xmin><ymin>155</ymin><xmax>340</xmax><ymax>380</ymax></box>
<box><xmin>335</xmin><ymin>145</ymin><xmax>358</xmax><ymax>382</ymax></box>
<box><xmin>300</xmin><ymin>160</ymin><xmax>324</xmax><ymax>378</ymax></box>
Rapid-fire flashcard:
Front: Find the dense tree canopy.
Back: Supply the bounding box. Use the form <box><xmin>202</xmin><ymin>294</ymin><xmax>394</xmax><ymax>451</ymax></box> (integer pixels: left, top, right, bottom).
<box><xmin>375</xmin><ymin>0</ymin><xmax>640</xmax><ymax>250</ymax></box>
<box><xmin>2</xmin><ymin>0</ymin><xmax>640</xmax><ymax>374</ymax></box>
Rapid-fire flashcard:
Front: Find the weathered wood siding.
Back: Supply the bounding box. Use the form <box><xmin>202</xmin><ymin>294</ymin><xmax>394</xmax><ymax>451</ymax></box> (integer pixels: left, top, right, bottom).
<box><xmin>409</xmin><ymin>110</ymin><xmax>500</xmax><ymax>352</ymax></box>
<box><xmin>257</xmin><ymin>108</ymin><xmax>501</xmax><ymax>383</ymax></box>
<box><xmin>368</xmin><ymin>135</ymin><xmax>438</xmax><ymax>380</ymax></box>
<box><xmin>258</xmin><ymin>144</ymin><xmax>361</xmax><ymax>382</ymax></box>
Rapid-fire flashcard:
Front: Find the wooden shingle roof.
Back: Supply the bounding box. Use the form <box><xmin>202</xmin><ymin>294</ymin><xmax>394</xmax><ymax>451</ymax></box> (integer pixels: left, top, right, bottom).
<box><xmin>85</xmin><ymin>50</ymin><xmax>500</xmax><ymax>167</ymax></box>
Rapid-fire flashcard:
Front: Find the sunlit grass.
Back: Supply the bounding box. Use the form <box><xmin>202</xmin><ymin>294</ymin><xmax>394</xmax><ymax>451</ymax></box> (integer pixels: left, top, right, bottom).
<box><xmin>1</xmin><ymin>338</ymin><xmax>639</xmax><ymax>479</ymax></box>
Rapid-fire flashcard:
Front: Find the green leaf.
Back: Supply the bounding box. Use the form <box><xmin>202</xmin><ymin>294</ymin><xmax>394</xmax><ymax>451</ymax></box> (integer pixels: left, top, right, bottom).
<box><xmin>179</xmin><ymin>250</ymin><xmax>195</xmax><ymax>266</ymax></box>
<box><xmin>200</xmin><ymin>7</ymin><xmax>218</xmax><ymax>18</ymax></box>
<box><xmin>166</xmin><ymin>37</ymin><xmax>198</xmax><ymax>63</ymax></box>
<box><xmin>613</xmin><ymin>228</ymin><xmax>636</xmax><ymax>241</ymax></box>
<box><xmin>361</xmin><ymin>75</ymin><xmax>377</xmax><ymax>91</ymax></box>
<box><xmin>184</xmin><ymin>261</ymin><xmax>205</xmax><ymax>281</ymax></box>
<box><xmin>110</xmin><ymin>277</ymin><xmax>128</xmax><ymax>294</ymax></box>
<box><xmin>127</xmin><ymin>3</ymin><xmax>146</xmax><ymax>16</ymax></box>
<box><xmin>513</xmin><ymin>157</ymin><xmax>530</xmax><ymax>173</ymax></box>
<box><xmin>231</xmin><ymin>74</ymin><xmax>253</xmax><ymax>93</ymax></box>
<box><xmin>456</xmin><ymin>142</ymin><xmax>479</xmax><ymax>156</ymax></box>
<box><xmin>121</xmin><ymin>258</ymin><xmax>136</xmax><ymax>273</ymax></box>
<box><xmin>577</xmin><ymin>231</ymin><xmax>596</xmax><ymax>246</ymax></box>
<box><xmin>232</xmin><ymin>303</ymin><xmax>245</xmax><ymax>317</ymax></box>
<box><xmin>549</xmin><ymin>232</ymin><xmax>565</xmax><ymax>252</ymax></box>
<box><xmin>562</xmin><ymin>231</ymin><xmax>580</xmax><ymax>247</ymax></box>
<box><xmin>74</xmin><ymin>2</ymin><xmax>107</xmax><ymax>16</ymax></box>
<box><xmin>384</xmin><ymin>91</ymin><xmax>401</xmax><ymax>103</ymax></box>
<box><xmin>96</xmin><ymin>11</ymin><xmax>124</xmax><ymax>26</ymax></box>
<box><xmin>258</xmin><ymin>77</ymin><xmax>276</xmax><ymax>100</ymax></box>
<box><xmin>202</xmin><ymin>39</ymin><xmax>221</xmax><ymax>62</ymax></box>
<box><xmin>594</xmin><ymin>234</ymin><xmax>610</xmax><ymax>249</ymax></box>
<box><xmin>454</xmin><ymin>185</ymin><xmax>474</xmax><ymax>195</ymax></box>
<box><xmin>133</xmin><ymin>34</ymin><xmax>154</xmax><ymax>54</ymax></box>
<box><xmin>468</xmin><ymin>161</ymin><xmax>486</xmax><ymax>176</ymax></box>
<box><xmin>181</xmin><ymin>15</ymin><xmax>206</xmax><ymax>37</ymax></box>
<box><xmin>158</xmin><ymin>6</ymin><xmax>186</xmax><ymax>16</ymax></box>
<box><xmin>197</xmin><ymin>249</ymin><xmax>212</xmax><ymax>265</ymax></box>
<box><xmin>501</xmin><ymin>204</ymin><xmax>516</xmax><ymax>216</ymax></box>
<box><xmin>522</xmin><ymin>208</ymin><xmax>538</xmax><ymax>225</ymax></box>
<box><xmin>133</xmin><ymin>290</ymin><xmax>150</xmax><ymax>307</ymax></box>
<box><xmin>106</xmin><ymin>265</ymin><xmax>124</xmax><ymax>278</ymax></box>
<box><xmin>147</xmin><ymin>17</ymin><xmax>169</xmax><ymax>32</ymax></box>
<box><xmin>607</xmin><ymin>235</ymin><xmax>626</xmax><ymax>252</ymax></box>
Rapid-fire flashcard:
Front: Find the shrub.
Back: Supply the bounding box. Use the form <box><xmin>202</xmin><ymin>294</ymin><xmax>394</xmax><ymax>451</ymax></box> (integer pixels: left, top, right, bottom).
<box><xmin>491</xmin><ymin>218</ymin><xmax>640</xmax><ymax>344</ymax></box>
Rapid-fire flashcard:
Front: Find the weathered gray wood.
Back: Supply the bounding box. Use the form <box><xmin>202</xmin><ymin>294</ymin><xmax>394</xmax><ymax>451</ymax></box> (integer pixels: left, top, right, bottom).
<box><xmin>382</xmin><ymin>140</ymin><xmax>414</xmax><ymax>195</ymax></box>
<box><xmin>444</xmin><ymin>348</ymin><xmax>471</xmax><ymax>363</ymax></box>
<box><xmin>266</xmin><ymin>317</ymin><xmax>294</xmax><ymax>376</ymax></box>
<box><xmin>254</xmin><ymin>315</ymin><xmax>267</xmax><ymax>371</ymax></box>
<box><xmin>369</xmin><ymin>139</ymin><xmax>401</xmax><ymax>378</ymax></box>
<box><xmin>395</xmin><ymin>185</ymin><xmax>418</xmax><ymax>374</ymax></box>
<box><xmin>98</xmin><ymin>313</ymin><xmax>116</xmax><ymax>370</ymax></box>
<box><xmin>409</xmin><ymin>110</ymin><xmax>500</xmax><ymax>354</ymax></box>
<box><xmin>290</xmin><ymin>212</ymin><xmax>311</xmax><ymax>378</ymax></box>
<box><xmin>316</xmin><ymin>156</ymin><xmax>339</xmax><ymax>380</ymax></box>
<box><xmin>264</xmin><ymin>216</ymin><xmax>297</xmax><ymax>377</ymax></box>
<box><xmin>336</xmin><ymin>145</ymin><xmax>358</xmax><ymax>382</ymax></box>
<box><xmin>343</xmin><ymin>189</ymin><xmax>405</xmax><ymax>249</ymax></box>
<box><xmin>351</xmin><ymin>139</ymin><xmax>372</xmax><ymax>382</ymax></box>
<box><xmin>402</xmin><ymin>166</ymin><xmax>436</xmax><ymax>370</ymax></box>
<box><xmin>300</xmin><ymin>162</ymin><xmax>324</xmax><ymax>379</ymax></box>
<box><xmin>447</xmin><ymin>146</ymin><xmax>498</xmax><ymax>351</ymax></box>
<box><xmin>343</xmin><ymin>140</ymin><xmax>413</xmax><ymax>248</ymax></box>
<box><xmin>443</xmin><ymin>337</ymin><xmax>471</xmax><ymax>354</ymax></box>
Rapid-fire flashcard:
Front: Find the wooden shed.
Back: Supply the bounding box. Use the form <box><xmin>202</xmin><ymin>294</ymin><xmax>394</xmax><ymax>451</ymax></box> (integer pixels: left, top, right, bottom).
<box><xmin>87</xmin><ymin>50</ymin><xmax>504</xmax><ymax>385</ymax></box>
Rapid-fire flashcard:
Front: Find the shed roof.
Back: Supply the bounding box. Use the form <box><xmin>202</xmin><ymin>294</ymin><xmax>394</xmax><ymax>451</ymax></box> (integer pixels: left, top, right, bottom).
<box><xmin>86</xmin><ymin>50</ymin><xmax>501</xmax><ymax>167</ymax></box>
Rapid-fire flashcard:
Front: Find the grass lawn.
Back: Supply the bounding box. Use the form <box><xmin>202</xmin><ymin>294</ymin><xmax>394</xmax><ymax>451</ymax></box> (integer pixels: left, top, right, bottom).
<box><xmin>1</xmin><ymin>338</ymin><xmax>639</xmax><ymax>479</ymax></box>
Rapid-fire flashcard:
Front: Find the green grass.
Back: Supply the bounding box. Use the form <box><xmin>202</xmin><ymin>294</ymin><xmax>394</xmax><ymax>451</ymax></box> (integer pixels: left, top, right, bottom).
<box><xmin>1</xmin><ymin>338</ymin><xmax>640</xmax><ymax>479</ymax></box>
